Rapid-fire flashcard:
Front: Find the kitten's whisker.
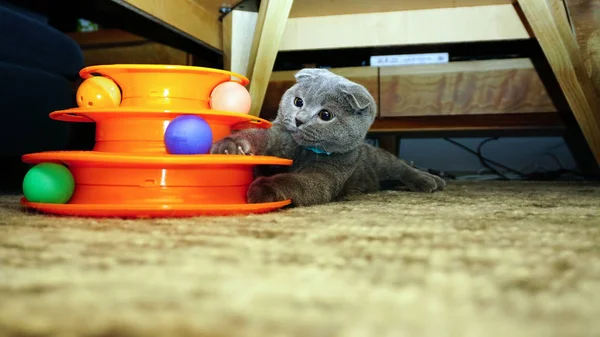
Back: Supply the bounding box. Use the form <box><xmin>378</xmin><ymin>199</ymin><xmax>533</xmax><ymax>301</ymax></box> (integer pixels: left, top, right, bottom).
<box><xmin>300</xmin><ymin>128</ymin><xmax>318</xmax><ymax>137</ymax></box>
<box><xmin>300</xmin><ymin>130</ymin><xmax>320</xmax><ymax>142</ymax></box>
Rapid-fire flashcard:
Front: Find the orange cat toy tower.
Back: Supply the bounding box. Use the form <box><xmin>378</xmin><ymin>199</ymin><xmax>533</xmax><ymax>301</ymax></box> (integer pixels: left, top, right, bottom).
<box><xmin>20</xmin><ymin>64</ymin><xmax>292</xmax><ymax>218</ymax></box>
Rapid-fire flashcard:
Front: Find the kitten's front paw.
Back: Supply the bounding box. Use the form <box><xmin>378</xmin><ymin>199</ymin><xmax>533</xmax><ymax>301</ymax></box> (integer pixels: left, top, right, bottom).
<box><xmin>405</xmin><ymin>171</ymin><xmax>446</xmax><ymax>193</ymax></box>
<box><xmin>247</xmin><ymin>176</ymin><xmax>288</xmax><ymax>203</ymax></box>
<box><xmin>210</xmin><ymin>136</ymin><xmax>253</xmax><ymax>155</ymax></box>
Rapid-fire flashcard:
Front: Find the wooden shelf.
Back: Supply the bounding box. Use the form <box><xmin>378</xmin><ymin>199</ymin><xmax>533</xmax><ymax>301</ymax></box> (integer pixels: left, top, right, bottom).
<box><xmin>287</xmin><ymin>0</ymin><xmax>517</xmax><ymax>18</ymax></box>
<box><xmin>278</xmin><ymin>4</ymin><xmax>530</xmax><ymax>51</ymax></box>
<box><xmin>379</xmin><ymin>58</ymin><xmax>556</xmax><ymax>117</ymax></box>
<box><xmin>369</xmin><ymin>113</ymin><xmax>564</xmax><ymax>134</ymax></box>
<box><xmin>190</xmin><ymin>0</ymin><xmax>243</xmax><ymax>14</ymax></box>
<box><xmin>263</xmin><ymin>59</ymin><xmax>556</xmax><ymax>119</ymax></box>
<box><xmin>68</xmin><ymin>29</ymin><xmax>191</xmax><ymax>67</ymax></box>
<box><xmin>67</xmin><ymin>29</ymin><xmax>146</xmax><ymax>48</ymax></box>
<box><xmin>118</xmin><ymin>0</ymin><xmax>225</xmax><ymax>51</ymax></box>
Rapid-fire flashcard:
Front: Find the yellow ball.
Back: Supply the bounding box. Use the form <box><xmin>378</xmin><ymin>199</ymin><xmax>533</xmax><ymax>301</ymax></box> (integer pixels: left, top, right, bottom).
<box><xmin>76</xmin><ymin>76</ymin><xmax>121</xmax><ymax>108</ymax></box>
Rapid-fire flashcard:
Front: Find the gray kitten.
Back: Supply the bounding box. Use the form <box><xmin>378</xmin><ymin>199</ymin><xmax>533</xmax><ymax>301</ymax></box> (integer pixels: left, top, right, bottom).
<box><xmin>211</xmin><ymin>68</ymin><xmax>446</xmax><ymax>206</ymax></box>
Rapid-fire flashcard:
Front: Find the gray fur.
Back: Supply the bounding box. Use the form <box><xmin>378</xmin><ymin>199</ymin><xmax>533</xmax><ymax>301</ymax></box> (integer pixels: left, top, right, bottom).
<box><xmin>210</xmin><ymin>68</ymin><xmax>446</xmax><ymax>206</ymax></box>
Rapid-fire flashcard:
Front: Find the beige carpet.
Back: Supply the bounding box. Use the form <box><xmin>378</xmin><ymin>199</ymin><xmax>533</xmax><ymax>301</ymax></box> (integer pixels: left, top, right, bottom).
<box><xmin>0</xmin><ymin>180</ymin><xmax>599</xmax><ymax>337</ymax></box>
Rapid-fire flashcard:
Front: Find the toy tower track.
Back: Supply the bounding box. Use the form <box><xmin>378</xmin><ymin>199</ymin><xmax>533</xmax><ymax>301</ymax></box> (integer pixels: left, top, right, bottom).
<box><xmin>20</xmin><ymin>64</ymin><xmax>293</xmax><ymax>218</ymax></box>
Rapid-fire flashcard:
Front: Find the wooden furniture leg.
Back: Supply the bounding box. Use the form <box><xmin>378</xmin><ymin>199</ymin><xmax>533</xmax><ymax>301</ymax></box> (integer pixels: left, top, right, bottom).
<box><xmin>244</xmin><ymin>0</ymin><xmax>294</xmax><ymax>116</ymax></box>
<box><xmin>222</xmin><ymin>9</ymin><xmax>258</xmax><ymax>77</ymax></box>
<box><xmin>563</xmin><ymin>0</ymin><xmax>600</xmax><ymax>97</ymax></box>
<box><xmin>375</xmin><ymin>134</ymin><xmax>400</xmax><ymax>156</ymax></box>
<box><xmin>517</xmin><ymin>0</ymin><xmax>600</xmax><ymax>165</ymax></box>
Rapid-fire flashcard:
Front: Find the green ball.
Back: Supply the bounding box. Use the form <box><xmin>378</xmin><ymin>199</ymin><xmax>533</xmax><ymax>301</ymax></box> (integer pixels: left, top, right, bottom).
<box><xmin>22</xmin><ymin>162</ymin><xmax>75</xmax><ymax>204</ymax></box>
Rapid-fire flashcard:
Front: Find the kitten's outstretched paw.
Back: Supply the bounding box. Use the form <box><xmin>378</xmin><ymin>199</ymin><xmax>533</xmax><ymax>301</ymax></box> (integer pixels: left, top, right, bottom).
<box><xmin>210</xmin><ymin>137</ymin><xmax>253</xmax><ymax>155</ymax></box>
<box><xmin>247</xmin><ymin>177</ymin><xmax>288</xmax><ymax>203</ymax></box>
<box><xmin>405</xmin><ymin>171</ymin><xmax>446</xmax><ymax>193</ymax></box>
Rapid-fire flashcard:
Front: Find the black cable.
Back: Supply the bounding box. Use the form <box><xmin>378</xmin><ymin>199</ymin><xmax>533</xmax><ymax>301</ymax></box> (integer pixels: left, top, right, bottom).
<box><xmin>539</xmin><ymin>152</ymin><xmax>586</xmax><ymax>176</ymax></box>
<box><xmin>443</xmin><ymin>138</ymin><xmax>519</xmax><ymax>180</ymax></box>
<box><xmin>542</xmin><ymin>152</ymin><xmax>565</xmax><ymax>170</ymax></box>
<box><xmin>475</xmin><ymin>137</ymin><xmax>528</xmax><ymax>177</ymax></box>
<box><xmin>475</xmin><ymin>137</ymin><xmax>510</xmax><ymax>179</ymax></box>
<box><xmin>443</xmin><ymin>137</ymin><xmax>588</xmax><ymax>181</ymax></box>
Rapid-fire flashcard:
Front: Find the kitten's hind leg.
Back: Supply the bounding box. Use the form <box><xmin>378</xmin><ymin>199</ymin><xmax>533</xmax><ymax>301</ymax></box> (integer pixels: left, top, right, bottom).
<box><xmin>370</xmin><ymin>147</ymin><xmax>446</xmax><ymax>193</ymax></box>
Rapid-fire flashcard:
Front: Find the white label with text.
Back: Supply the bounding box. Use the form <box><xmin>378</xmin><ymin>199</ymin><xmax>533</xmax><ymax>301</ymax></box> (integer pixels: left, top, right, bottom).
<box><xmin>370</xmin><ymin>53</ymin><xmax>449</xmax><ymax>67</ymax></box>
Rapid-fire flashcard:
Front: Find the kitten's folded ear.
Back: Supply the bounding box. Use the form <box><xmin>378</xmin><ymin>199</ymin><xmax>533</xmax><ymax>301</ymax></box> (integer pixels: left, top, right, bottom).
<box><xmin>294</xmin><ymin>68</ymin><xmax>331</xmax><ymax>82</ymax></box>
<box><xmin>342</xmin><ymin>84</ymin><xmax>374</xmax><ymax>112</ymax></box>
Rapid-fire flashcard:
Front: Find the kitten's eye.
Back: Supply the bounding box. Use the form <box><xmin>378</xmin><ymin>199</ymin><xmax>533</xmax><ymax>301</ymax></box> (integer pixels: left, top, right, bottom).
<box><xmin>293</xmin><ymin>97</ymin><xmax>304</xmax><ymax>107</ymax></box>
<box><xmin>318</xmin><ymin>109</ymin><xmax>333</xmax><ymax>121</ymax></box>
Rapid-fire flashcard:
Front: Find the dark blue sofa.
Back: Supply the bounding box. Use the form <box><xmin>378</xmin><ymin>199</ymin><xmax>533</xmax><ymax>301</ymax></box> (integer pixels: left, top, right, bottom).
<box><xmin>0</xmin><ymin>2</ymin><xmax>84</xmax><ymax>156</ymax></box>
<box><xmin>0</xmin><ymin>2</ymin><xmax>84</xmax><ymax>190</ymax></box>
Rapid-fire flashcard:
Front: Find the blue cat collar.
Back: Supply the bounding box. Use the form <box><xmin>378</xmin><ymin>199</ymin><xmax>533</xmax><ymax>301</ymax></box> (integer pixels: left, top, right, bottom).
<box><xmin>305</xmin><ymin>146</ymin><xmax>332</xmax><ymax>155</ymax></box>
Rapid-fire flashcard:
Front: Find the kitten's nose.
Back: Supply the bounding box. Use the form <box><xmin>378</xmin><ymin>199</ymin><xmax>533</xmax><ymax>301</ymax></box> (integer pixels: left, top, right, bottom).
<box><xmin>295</xmin><ymin>118</ymin><xmax>304</xmax><ymax>128</ymax></box>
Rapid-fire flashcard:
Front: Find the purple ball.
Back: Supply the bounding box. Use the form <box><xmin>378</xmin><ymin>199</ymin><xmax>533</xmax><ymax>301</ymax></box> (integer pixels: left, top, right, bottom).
<box><xmin>164</xmin><ymin>115</ymin><xmax>213</xmax><ymax>154</ymax></box>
